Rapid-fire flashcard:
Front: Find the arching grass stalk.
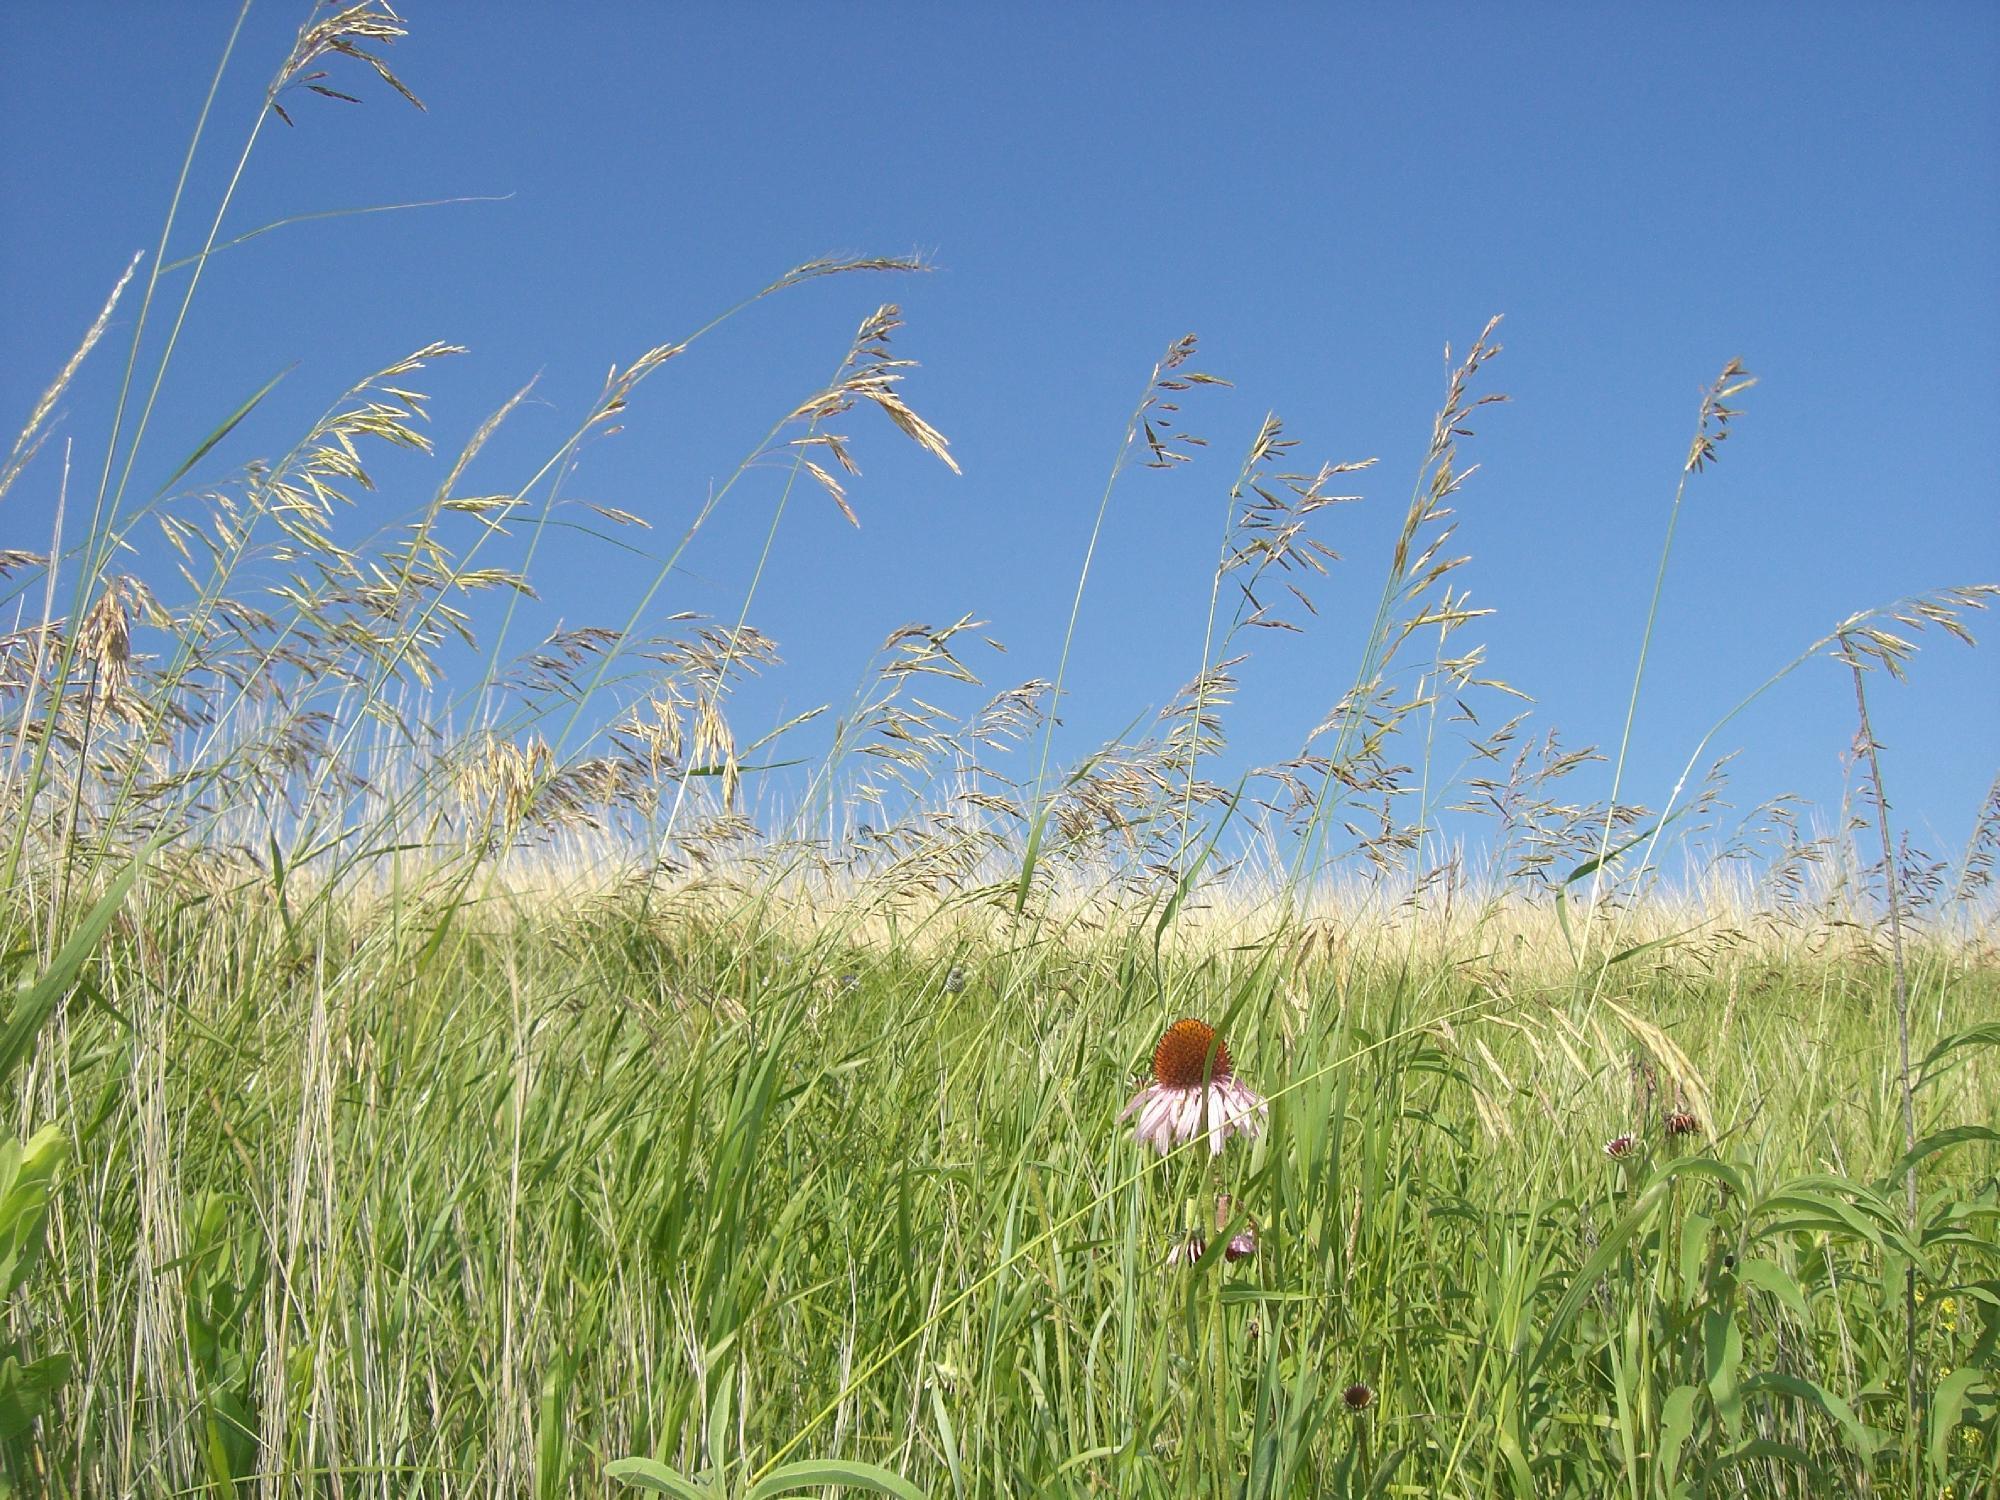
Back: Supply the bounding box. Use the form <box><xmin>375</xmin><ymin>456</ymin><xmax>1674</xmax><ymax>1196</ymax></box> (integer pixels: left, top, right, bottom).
<box><xmin>1</xmin><ymin>0</ymin><xmax>251</xmax><ymax>898</ymax></box>
<box><xmin>239</xmin><ymin>266</ymin><xmax>926</xmax><ymax>888</ymax></box>
<box><xmin>470</xmin><ymin>261</ymin><xmax>929</xmax><ymax>728</ymax></box>
<box><xmin>9</xmin><ymin>3</ymin><xmax>431</xmax><ymax>912</ymax></box>
<box><xmin>76</xmin><ymin>344</ymin><xmax>462</xmax><ymax>883</ymax></box>
<box><xmin>1580</xmin><ymin>360</ymin><xmax>1754</xmax><ymax>948</ymax></box>
<box><xmin>1838</xmin><ymin>631</ymin><xmax>1922</xmax><ymax>1433</ymax></box>
<box><xmin>155</xmin><ymin>191</ymin><xmax>513</xmax><ymax>275</ymax></box>
<box><xmin>1014</xmin><ymin>336</ymin><xmax>1213</xmax><ymax>916</ymax></box>
<box><xmin>1599</xmin><ymin>584</ymin><xmax>1996</xmax><ymax>974</ymax></box>
<box><xmin>305</xmin><ymin>297</ymin><xmax>963</xmax><ymax>976</ymax></box>
<box><xmin>1287</xmin><ymin>319</ymin><xmax>1505</xmax><ymax>905</ymax></box>
<box><xmin>2</xmin><ymin>441</ymin><xmax>75</xmax><ymax>827</ymax></box>
<box><xmin>28</xmin><ymin>263</ymin><xmax>910</xmax><ymax>955</ymax></box>
<box><xmin>1173</xmin><ymin>417</ymin><xmax>1273</xmax><ymax>880</ymax></box>
<box><xmin>653</xmin><ymin>303</ymin><xmax>961</xmax><ymax>854</ymax></box>
<box><xmin>544</xmin><ymin>297</ymin><xmax>949</xmax><ymax>765</ymax></box>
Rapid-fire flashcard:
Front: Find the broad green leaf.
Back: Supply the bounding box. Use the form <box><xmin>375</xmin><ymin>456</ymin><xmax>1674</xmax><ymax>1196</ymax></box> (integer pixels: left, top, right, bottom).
<box><xmin>1</xmin><ymin>845</ymin><xmax>150</xmax><ymax>1090</ymax></box>
<box><xmin>0</xmin><ymin>1348</ymin><xmax>73</xmax><ymax>1443</ymax></box>
<box><xmin>1740</xmin><ymin>1371</ymin><xmax>1880</xmax><ymax>1458</ymax></box>
<box><xmin>1559</xmin><ymin>806</ymin><xmax>1688</xmax><ymax>888</ymax></box>
<box><xmin>0</xmin><ymin>1126</ymin><xmax>68</xmax><ymax>1298</ymax></box>
<box><xmin>1605</xmin><ymin>927</ymin><xmax>1697</xmax><ymax>967</ymax></box>
<box><xmin>1650</xmin><ymin>1154</ymin><xmax>1749</xmax><ymax>1201</ymax></box>
<box><xmin>1704</xmin><ymin>1304</ymin><xmax>1745</xmax><ymax>1437</ymax></box>
<box><xmin>1154</xmin><ymin>779</ymin><xmax>1243</xmax><ymax>943</ymax></box>
<box><xmin>1755</xmin><ymin>1189</ymin><xmax>1883</xmax><ymax>1249</ymax></box>
<box><xmin>747</xmin><ymin>1458</ymin><xmax>926</xmax><ymax>1500</ymax></box>
<box><xmin>931</xmin><ymin>1387</ymin><xmax>966</xmax><ymax>1498</ymax></box>
<box><xmin>1887</xmin><ymin>1125</ymin><xmax>2000</xmax><ymax>1187</ymax></box>
<box><xmin>1734</xmin><ymin>1257</ymin><xmax>1809</xmax><ymax>1321</ymax></box>
<box><xmin>1928</xmin><ymin>1366</ymin><xmax>1988</xmax><ymax>1476</ymax></box>
<box><xmin>1916</xmin><ymin>1022</ymin><xmax>2000</xmax><ymax>1088</ymax></box>
<box><xmin>1709</xmin><ymin>1438</ymin><xmax>1828</xmax><ymax>1485</ymax></box>
<box><xmin>1659</xmin><ymin>1384</ymin><xmax>1701</xmax><ymax>1492</ymax></box>
<box><xmin>604</xmin><ymin>1457</ymin><xmax>714</xmax><ymax>1499</ymax></box>
<box><xmin>1012</xmin><ymin>809</ymin><xmax>1046</xmax><ymax>918</ymax></box>
<box><xmin>1528</xmin><ymin>1175</ymin><xmax>1673</xmax><ymax>1375</ymax></box>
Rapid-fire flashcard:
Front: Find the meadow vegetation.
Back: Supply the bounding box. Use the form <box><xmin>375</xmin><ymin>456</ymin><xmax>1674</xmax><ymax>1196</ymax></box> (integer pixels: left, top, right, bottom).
<box><xmin>2</xmin><ymin>6</ymin><xmax>1996</xmax><ymax>1496</ymax></box>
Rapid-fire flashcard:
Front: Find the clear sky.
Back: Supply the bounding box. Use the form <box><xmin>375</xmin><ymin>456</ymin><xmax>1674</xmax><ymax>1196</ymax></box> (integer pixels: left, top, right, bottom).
<box><xmin>4</xmin><ymin>3</ymin><xmax>1996</xmax><ymax>868</ymax></box>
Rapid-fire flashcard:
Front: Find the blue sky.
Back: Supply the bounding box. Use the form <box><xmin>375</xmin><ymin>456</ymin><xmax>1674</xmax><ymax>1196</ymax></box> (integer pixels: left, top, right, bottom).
<box><xmin>4</xmin><ymin>3</ymin><xmax>1996</xmax><ymax>867</ymax></box>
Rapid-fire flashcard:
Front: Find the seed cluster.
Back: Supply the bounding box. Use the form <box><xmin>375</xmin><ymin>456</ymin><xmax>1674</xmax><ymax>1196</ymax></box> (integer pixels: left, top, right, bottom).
<box><xmin>1153</xmin><ymin>1017</ymin><xmax>1232</xmax><ymax>1089</ymax></box>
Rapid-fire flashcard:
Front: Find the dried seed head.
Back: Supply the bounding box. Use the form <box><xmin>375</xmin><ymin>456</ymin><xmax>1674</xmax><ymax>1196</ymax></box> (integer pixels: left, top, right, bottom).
<box><xmin>78</xmin><ymin>582</ymin><xmax>133</xmax><ymax>708</ymax></box>
<box><xmin>1664</xmin><ymin>1110</ymin><xmax>1702</xmax><ymax>1138</ymax></box>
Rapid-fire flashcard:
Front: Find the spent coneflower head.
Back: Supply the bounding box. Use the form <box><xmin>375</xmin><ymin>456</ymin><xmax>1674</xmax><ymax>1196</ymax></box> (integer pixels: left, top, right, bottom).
<box><xmin>1664</xmin><ymin>1110</ymin><xmax>1701</xmax><ymax>1138</ymax></box>
<box><xmin>1342</xmin><ymin>1382</ymin><xmax>1374</xmax><ymax>1411</ymax></box>
<box><xmin>1603</xmin><ymin>1134</ymin><xmax>1638</xmax><ymax>1160</ymax></box>
<box><xmin>1215</xmin><ymin>1194</ymin><xmax>1257</xmax><ymax>1262</ymax></box>
<box><xmin>1121</xmin><ymin>1018</ymin><xmax>1267</xmax><ymax>1156</ymax></box>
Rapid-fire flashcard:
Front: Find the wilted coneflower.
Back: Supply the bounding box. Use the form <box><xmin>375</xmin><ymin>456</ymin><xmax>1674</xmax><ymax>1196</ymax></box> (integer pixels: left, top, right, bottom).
<box><xmin>1342</xmin><ymin>1382</ymin><xmax>1374</xmax><ymax>1411</ymax></box>
<box><xmin>1603</xmin><ymin>1134</ymin><xmax>1638</xmax><ymax>1160</ymax></box>
<box><xmin>1165</xmin><ymin>1235</ymin><xmax>1206</xmax><ymax>1268</ymax></box>
<box><xmin>1664</xmin><ymin>1110</ymin><xmax>1701</xmax><ymax>1138</ymax></box>
<box><xmin>1215</xmin><ymin>1194</ymin><xmax>1257</xmax><ymax>1262</ymax></box>
<box><xmin>1122</xmin><ymin>1018</ymin><xmax>1267</xmax><ymax>1156</ymax></box>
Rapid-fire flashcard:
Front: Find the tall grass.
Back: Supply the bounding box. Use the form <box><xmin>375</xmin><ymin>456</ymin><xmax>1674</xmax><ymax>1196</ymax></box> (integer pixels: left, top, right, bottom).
<box><xmin>3</xmin><ymin>7</ymin><xmax>1997</xmax><ymax>1497</ymax></box>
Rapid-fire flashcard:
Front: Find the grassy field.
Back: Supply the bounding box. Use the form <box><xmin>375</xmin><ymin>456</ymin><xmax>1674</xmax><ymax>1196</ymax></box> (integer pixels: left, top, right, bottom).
<box><xmin>3</xmin><ymin>884</ymin><xmax>1997</xmax><ymax>1497</ymax></box>
<box><xmin>4</xmin><ymin>6</ymin><xmax>1998</xmax><ymax>1497</ymax></box>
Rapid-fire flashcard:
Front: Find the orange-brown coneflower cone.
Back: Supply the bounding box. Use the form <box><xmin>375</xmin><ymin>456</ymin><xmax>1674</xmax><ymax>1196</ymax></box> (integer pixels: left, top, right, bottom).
<box><xmin>1153</xmin><ymin>1017</ymin><xmax>1231</xmax><ymax>1088</ymax></box>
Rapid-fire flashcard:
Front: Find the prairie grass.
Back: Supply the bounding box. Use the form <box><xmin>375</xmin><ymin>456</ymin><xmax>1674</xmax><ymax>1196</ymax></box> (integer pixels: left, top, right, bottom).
<box><xmin>3</xmin><ymin>7</ymin><xmax>1997</xmax><ymax>1498</ymax></box>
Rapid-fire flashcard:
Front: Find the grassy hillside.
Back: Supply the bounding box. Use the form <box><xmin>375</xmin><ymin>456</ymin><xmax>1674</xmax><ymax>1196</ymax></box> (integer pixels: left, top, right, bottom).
<box><xmin>4</xmin><ymin>881</ymin><xmax>1997</xmax><ymax>1496</ymax></box>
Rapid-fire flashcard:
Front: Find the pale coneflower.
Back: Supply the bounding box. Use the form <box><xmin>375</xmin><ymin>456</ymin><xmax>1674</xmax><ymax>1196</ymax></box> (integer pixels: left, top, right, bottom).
<box><xmin>1121</xmin><ymin>1018</ymin><xmax>1267</xmax><ymax>1156</ymax></box>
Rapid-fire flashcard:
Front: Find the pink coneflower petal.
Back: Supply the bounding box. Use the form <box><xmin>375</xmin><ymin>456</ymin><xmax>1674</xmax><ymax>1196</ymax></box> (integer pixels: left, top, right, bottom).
<box><xmin>1177</xmin><ymin>1090</ymin><xmax>1205</xmax><ymax>1142</ymax></box>
<box><xmin>1225</xmin><ymin>1230</ymin><xmax>1257</xmax><ymax>1262</ymax></box>
<box><xmin>1603</xmin><ymin>1133</ymin><xmax>1637</xmax><ymax>1160</ymax></box>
